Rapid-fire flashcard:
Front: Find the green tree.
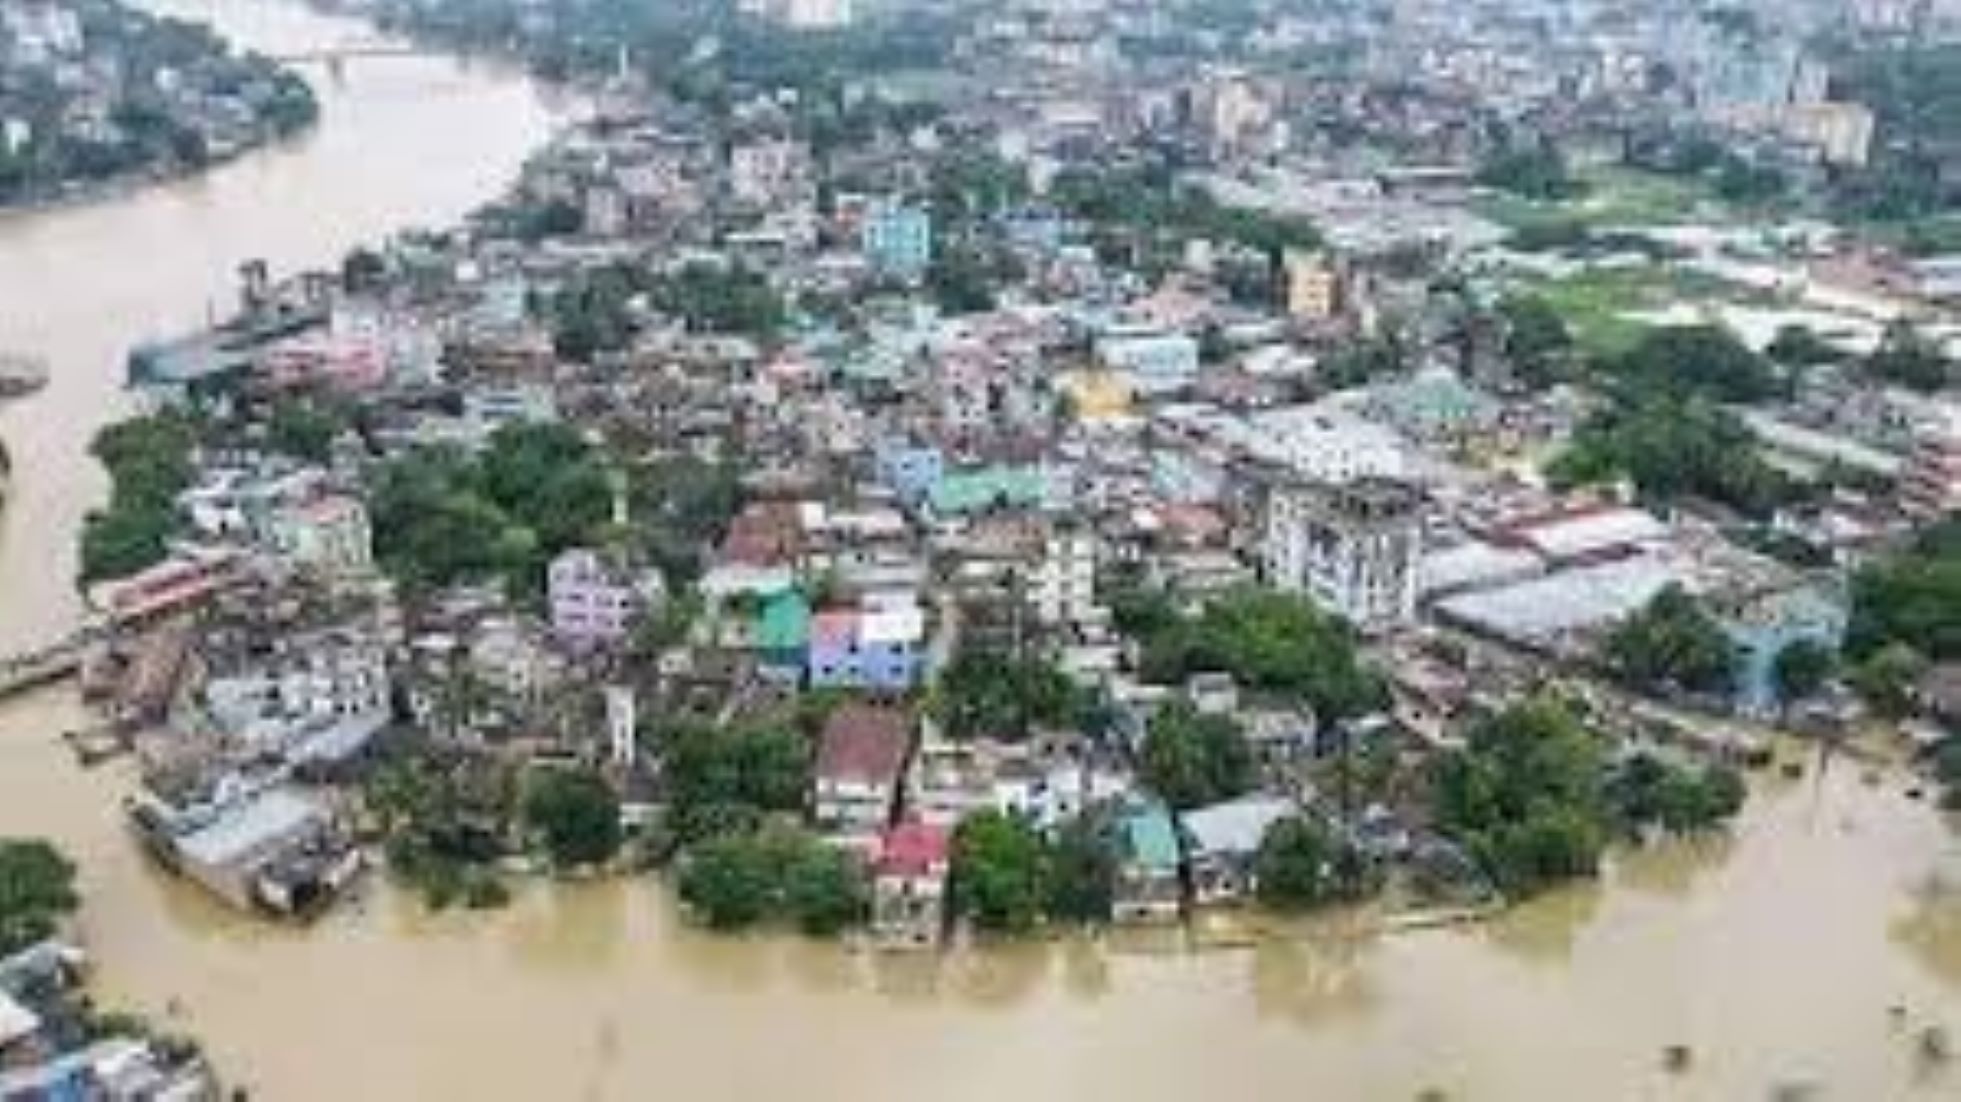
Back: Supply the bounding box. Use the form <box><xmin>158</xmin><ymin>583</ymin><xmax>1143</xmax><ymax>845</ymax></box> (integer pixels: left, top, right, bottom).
<box><xmin>675</xmin><ymin>825</ymin><xmax>866</xmax><ymax>933</ymax></box>
<box><xmin>1864</xmin><ymin>320</ymin><xmax>1952</xmax><ymax>393</ymax></box>
<box><xmin>265</xmin><ymin>397</ymin><xmax>349</xmax><ymax>463</ymax></box>
<box><xmin>1498</xmin><ymin>294</ymin><xmax>1574</xmax><ymax>387</ymax></box>
<box><xmin>781</xmin><ymin>837</ymin><xmax>867</xmax><ymax>935</ymax></box>
<box><xmin>1846</xmin><ymin>519</ymin><xmax>1961</xmax><ymax>661</ymax></box>
<box><xmin>1136</xmin><ymin>587</ymin><xmax>1386</xmax><ymax>720</ymax></box>
<box><xmin>1771</xmin><ymin>639</ymin><xmax>1837</xmax><ymax>707</ymax></box>
<box><xmin>522</xmin><ymin>767</ymin><xmax>622</xmax><ymax>868</ymax></box>
<box><xmin>1612</xmin><ymin>324</ymin><xmax>1779</xmax><ymax>404</ymax></box>
<box><xmin>677</xmin><ymin>831</ymin><xmax>776</xmax><ymax>929</ymax></box>
<box><xmin>931</xmin><ymin>649</ymin><xmax>1085</xmax><ymax>741</ymax></box>
<box><xmin>1605</xmin><ymin>752</ymin><xmax>1746</xmax><ymax>834</ymax></box>
<box><xmin>1253</xmin><ymin>815</ymin><xmax>1345</xmax><ymax>911</ymax></box>
<box><xmin>660</xmin><ymin>722</ymin><xmax>811</xmax><ymax>844</ymax></box>
<box><xmin>1477</xmin><ymin>141</ymin><xmax>1583</xmax><ymax>200</ymax></box>
<box><xmin>1848</xmin><ymin>643</ymin><xmax>1928</xmax><ymax>719</ymax></box>
<box><xmin>0</xmin><ymin>839</ymin><xmax>79</xmax><ymax>955</ymax></box>
<box><xmin>1765</xmin><ymin>324</ymin><xmax>1843</xmax><ymax>368</ymax></box>
<box><xmin>1139</xmin><ymin>702</ymin><xmax>1255</xmax><ymax>811</ymax></box>
<box><xmin>1430</xmin><ymin>697</ymin><xmax>1609</xmax><ymax>897</ymax></box>
<box><xmin>1602</xmin><ymin>585</ymin><xmax>1738</xmax><ymax>696</ymax></box>
<box><xmin>949</xmin><ymin>810</ymin><xmax>1049</xmax><ymax>933</ymax></box>
<box><xmin>1044</xmin><ymin>814</ymin><xmax>1116</xmax><ymax>924</ymax></box>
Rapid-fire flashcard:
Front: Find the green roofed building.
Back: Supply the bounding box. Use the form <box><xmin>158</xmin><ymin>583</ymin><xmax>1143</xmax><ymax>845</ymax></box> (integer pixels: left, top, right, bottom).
<box><xmin>926</xmin><ymin>465</ymin><xmax>1046</xmax><ymax>518</ymax></box>
<box><xmin>1113</xmin><ymin>801</ymin><xmax>1184</xmax><ymax>923</ymax></box>
<box><xmin>756</xmin><ymin>588</ymin><xmax>811</xmax><ymax>675</ymax></box>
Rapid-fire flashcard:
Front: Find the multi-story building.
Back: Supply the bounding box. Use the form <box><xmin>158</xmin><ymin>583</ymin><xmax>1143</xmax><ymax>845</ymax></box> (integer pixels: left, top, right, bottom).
<box><xmin>1096</xmin><ymin>326</ymin><xmax>1201</xmax><ymax>396</ymax></box>
<box><xmin>869</xmin><ymin>820</ymin><xmax>949</xmax><ymax>949</ymax></box>
<box><xmin>861</xmin><ymin>199</ymin><xmax>932</xmax><ymax>280</ymax></box>
<box><xmin>547</xmin><ymin>549</ymin><xmax>656</xmax><ymax>650</ymax></box>
<box><xmin>812</xmin><ymin>703</ymin><xmax>914</xmax><ymax>835</ymax></box>
<box><xmin>1031</xmin><ymin>524</ymin><xmax>1097</xmax><ymax>627</ymax></box>
<box><xmin>1903</xmin><ymin>405</ymin><xmax>1961</xmax><ymax>519</ymax></box>
<box><xmin>807</xmin><ymin>595</ymin><xmax>926</xmax><ymax>691</ymax></box>
<box><xmin>1263</xmin><ymin>476</ymin><xmax>1423</xmax><ymax>630</ymax></box>
<box><xmin>262</xmin><ymin>494</ymin><xmax>372</xmax><ymax>577</ymax></box>
<box><xmin>1283</xmin><ymin>249</ymin><xmax>1340</xmax><ymax>320</ymax></box>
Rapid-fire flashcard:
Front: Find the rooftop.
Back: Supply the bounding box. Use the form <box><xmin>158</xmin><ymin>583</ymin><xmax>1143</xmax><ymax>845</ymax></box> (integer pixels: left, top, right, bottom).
<box><xmin>816</xmin><ymin>703</ymin><xmax>914</xmax><ymax>784</ymax></box>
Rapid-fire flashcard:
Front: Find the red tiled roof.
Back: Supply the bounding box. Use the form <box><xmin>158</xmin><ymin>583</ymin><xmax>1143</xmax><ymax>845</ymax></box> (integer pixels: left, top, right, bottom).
<box><xmin>876</xmin><ymin>820</ymin><xmax>949</xmax><ymax>877</ymax></box>
<box><xmin>815</xmin><ymin>703</ymin><xmax>913</xmax><ymax>784</ymax></box>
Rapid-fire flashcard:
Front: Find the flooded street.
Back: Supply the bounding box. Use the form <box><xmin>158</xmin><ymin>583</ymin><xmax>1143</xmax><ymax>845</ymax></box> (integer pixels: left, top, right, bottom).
<box><xmin>1</xmin><ymin>3</ymin><xmax>1959</xmax><ymax>1099</ymax></box>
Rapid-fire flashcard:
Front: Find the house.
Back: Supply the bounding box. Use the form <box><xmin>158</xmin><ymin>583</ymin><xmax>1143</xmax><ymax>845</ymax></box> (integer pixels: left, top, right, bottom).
<box><xmin>127</xmin><ymin>782</ymin><xmax>363</xmax><ymax>916</ymax></box>
<box><xmin>1262</xmin><ymin>475</ymin><xmax>1424</xmax><ymax>630</ymax></box>
<box><xmin>262</xmin><ymin>493</ymin><xmax>372</xmax><ymax>577</ymax></box>
<box><xmin>860</xmin><ymin>199</ymin><xmax>933</xmax><ymax>279</ymax></box>
<box><xmin>1096</xmin><ymin>326</ymin><xmax>1200</xmax><ymax>395</ymax></box>
<box><xmin>547</xmin><ymin>548</ymin><xmax>659</xmax><ymax>650</ymax></box>
<box><xmin>1112</xmin><ymin>801</ymin><xmax>1184</xmax><ymax>922</ymax></box>
<box><xmin>1714</xmin><ymin>581</ymin><xmax>1848</xmax><ymax>718</ymax></box>
<box><xmin>806</xmin><ymin>595</ymin><xmax>925</xmax><ymax>691</ymax></box>
<box><xmin>870</xmin><ymin>820</ymin><xmax>950</xmax><ymax>948</ymax></box>
<box><xmin>813</xmin><ymin>703</ymin><xmax>915</xmax><ymax>835</ymax></box>
<box><xmin>1180</xmin><ymin>794</ymin><xmax>1293</xmax><ymax>905</ymax></box>
<box><xmin>756</xmin><ymin>587</ymin><xmax>813</xmax><ymax>680</ymax></box>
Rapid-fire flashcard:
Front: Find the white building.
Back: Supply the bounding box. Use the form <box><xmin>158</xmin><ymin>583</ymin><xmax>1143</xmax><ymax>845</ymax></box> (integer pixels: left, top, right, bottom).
<box><xmin>1031</xmin><ymin>524</ymin><xmax>1098</xmax><ymax>627</ymax></box>
<box><xmin>1264</xmin><ymin>476</ymin><xmax>1423</xmax><ymax>629</ymax></box>
<box><xmin>264</xmin><ymin>494</ymin><xmax>372</xmax><ymax>577</ymax></box>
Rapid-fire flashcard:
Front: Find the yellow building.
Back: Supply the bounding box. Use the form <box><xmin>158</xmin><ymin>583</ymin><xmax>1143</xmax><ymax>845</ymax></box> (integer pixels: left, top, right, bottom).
<box><xmin>1059</xmin><ymin>370</ymin><xmax>1136</xmax><ymax>422</ymax></box>
<box><xmin>1283</xmin><ymin>249</ymin><xmax>1340</xmax><ymax>320</ymax></box>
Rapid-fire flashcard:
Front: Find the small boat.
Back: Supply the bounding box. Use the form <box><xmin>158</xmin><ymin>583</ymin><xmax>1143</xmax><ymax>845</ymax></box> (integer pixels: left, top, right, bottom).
<box><xmin>0</xmin><ymin>352</ymin><xmax>48</xmax><ymax>399</ymax></box>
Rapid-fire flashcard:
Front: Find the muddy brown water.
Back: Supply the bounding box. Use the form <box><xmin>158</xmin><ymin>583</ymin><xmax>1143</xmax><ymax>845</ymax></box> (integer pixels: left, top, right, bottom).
<box><xmin>1</xmin><ymin>3</ymin><xmax>1958</xmax><ymax>1099</ymax></box>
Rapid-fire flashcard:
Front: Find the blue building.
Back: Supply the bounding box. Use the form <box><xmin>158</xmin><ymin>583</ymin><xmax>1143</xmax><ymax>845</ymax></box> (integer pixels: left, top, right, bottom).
<box><xmin>807</xmin><ymin>604</ymin><xmax>925</xmax><ymax>692</ymax></box>
<box><xmin>874</xmin><ymin>439</ymin><xmax>946</xmax><ymax>505</ymax></box>
<box><xmin>1719</xmin><ymin>582</ymin><xmax>1847</xmax><ymax>718</ymax></box>
<box><xmin>861</xmin><ymin>200</ymin><xmax>933</xmax><ymax>280</ymax></box>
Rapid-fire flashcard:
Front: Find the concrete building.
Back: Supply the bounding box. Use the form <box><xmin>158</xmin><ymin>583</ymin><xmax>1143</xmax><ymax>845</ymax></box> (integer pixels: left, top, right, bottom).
<box><xmin>1263</xmin><ymin>476</ymin><xmax>1424</xmax><ymax>629</ymax></box>
<box><xmin>869</xmin><ymin>820</ymin><xmax>950</xmax><ymax>949</ymax></box>
<box><xmin>1903</xmin><ymin>405</ymin><xmax>1961</xmax><ymax>518</ymax></box>
<box><xmin>813</xmin><ymin>703</ymin><xmax>915</xmax><ymax>835</ymax></box>
<box><xmin>1112</xmin><ymin>801</ymin><xmax>1184</xmax><ymax>923</ymax></box>
<box><xmin>1031</xmin><ymin>524</ymin><xmax>1097</xmax><ymax>627</ymax></box>
<box><xmin>262</xmin><ymin>494</ymin><xmax>372</xmax><ymax>577</ymax></box>
<box><xmin>547</xmin><ymin>548</ymin><xmax>656</xmax><ymax>650</ymax></box>
<box><xmin>1180</xmin><ymin>794</ymin><xmax>1294</xmax><ymax>905</ymax></box>
<box><xmin>807</xmin><ymin>596</ymin><xmax>925</xmax><ymax>691</ymax></box>
<box><xmin>1096</xmin><ymin>327</ymin><xmax>1201</xmax><ymax>395</ymax></box>
<box><xmin>861</xmin><ymin>199</ymin><xmax>932</xmax><ymax>280</ymax></box>
<box><xmin>1283</xmin><ymin>249</ymin><xmax>1340</xmax><ymax>320</ymax></box>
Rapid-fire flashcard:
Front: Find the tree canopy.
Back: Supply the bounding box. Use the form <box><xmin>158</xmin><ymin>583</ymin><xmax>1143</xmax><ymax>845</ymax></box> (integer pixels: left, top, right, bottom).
<box><xmin>371</xmin><ymin>423</ymin><xmax>613</xmax><ymax>593</ymax></box>
<box><xmin>80</xmin><ymin>412</ymin><xmax>199</xmax><ymax>583</ymax></box>
<box><xmin>1548</xmin><ymin>399</ymin><xmax>1796</xmax><ymax>518</ymax></box>
<box><xmin>1847</xmin><ymin>518</ymin><xmax>1961</xmax><ymax>662</ymax></box>
<box><xmin>522</xmin><ymin>766</ymin><xmax>623</xmax><ymax>869</ymax></box>
<box><xmin>1136</xmin><ymin>587</ymin><xmax>1386</xmax><ymax>719</ymax></box>
<box><xmin>677</xmin><ymin>825</ymin><xmax>866</xmax><ymax>934</ymax></box>
<box><xmin>949</xmin><ymin>810</ymin><xmax>1050</xmax><ymax>933</ymax></box>
<box><xmin>1138</xmin><ymin>701</ymin><xmax>1256</xmax><ymax>811</ymax></box>
<box><xmin>1253</xmin><ymin>815</ymin><xmax>1371</xmax><ymax>912</ymax></box>
<box><xmin>1602</xmin><ymin>585</ymin><xmax>1738</xmax><ymax>697</ymax></box>
<box><xmin>930</xmin><ymin>649</ymin><xmax>1086</xmax><ymax>742</ymax></box>
<box><xmin>0</xmin><ymin>839</ymin><xmax>80</xmax><ymax>955</ymax></box>
<box><xmin>1430</xmin><ymin>697</ymin><xmax>1610</xmax><ymax>898</ymax></box>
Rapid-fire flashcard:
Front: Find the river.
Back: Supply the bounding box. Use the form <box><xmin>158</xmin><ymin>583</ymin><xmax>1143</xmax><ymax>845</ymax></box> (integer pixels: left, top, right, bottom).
<box><xmin>2</xmin><ymin>3</ymin><xmax>1959</xmax><ymax>1100</ymax></box>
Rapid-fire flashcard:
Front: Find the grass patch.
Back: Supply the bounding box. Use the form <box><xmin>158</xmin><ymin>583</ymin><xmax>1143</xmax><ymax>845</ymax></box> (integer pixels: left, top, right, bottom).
<box><xmin>1516</xmin><ymin>264</ymin><xmax>1750</xmax><ymax>359</ymax></box>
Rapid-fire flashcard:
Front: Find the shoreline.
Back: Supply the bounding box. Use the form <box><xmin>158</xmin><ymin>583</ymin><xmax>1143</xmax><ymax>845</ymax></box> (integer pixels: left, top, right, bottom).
<box><xmin>0</xmin><ymin>121</ymin><xmax>318</xmax><ymax>223</ymax></box>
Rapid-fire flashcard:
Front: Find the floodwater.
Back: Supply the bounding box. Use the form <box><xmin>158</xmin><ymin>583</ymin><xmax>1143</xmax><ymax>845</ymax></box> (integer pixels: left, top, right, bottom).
<box><xmin>1</xmin><ymin>3</ymin><xmax>1959</xmax><ymax>1100</ymax></box>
